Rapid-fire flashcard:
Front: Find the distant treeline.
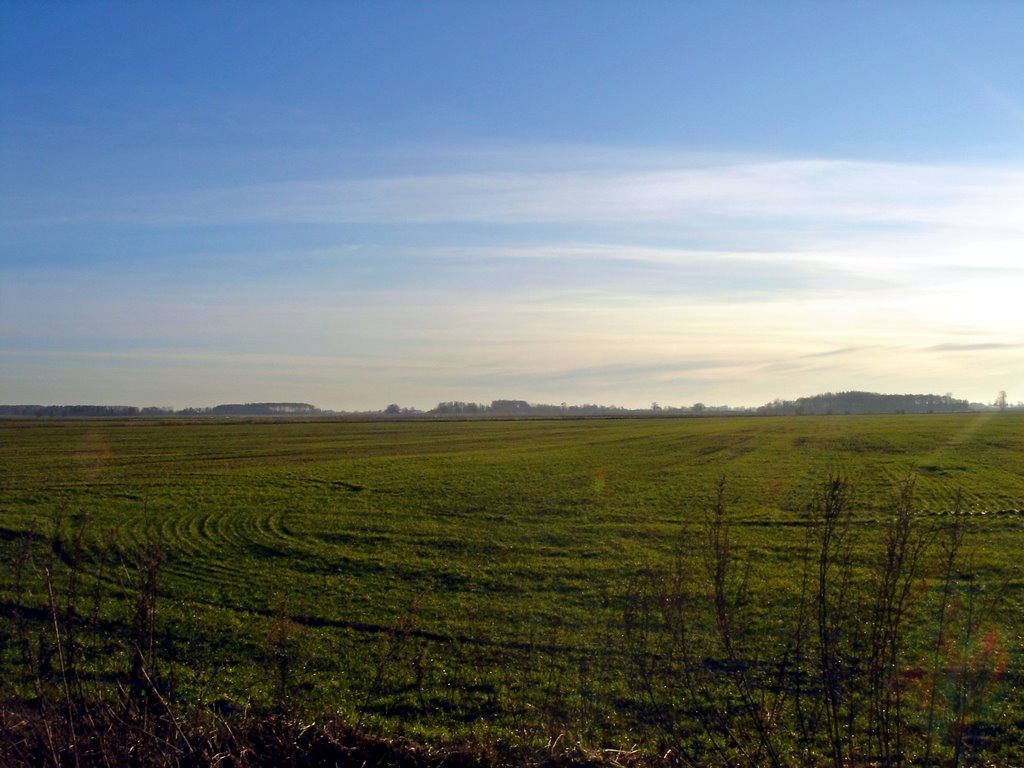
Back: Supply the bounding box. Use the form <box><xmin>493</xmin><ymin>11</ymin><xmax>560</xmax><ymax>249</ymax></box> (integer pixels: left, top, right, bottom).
<box><xmin>421</xmin><ymin>399</ymin><xmax>643</xmax><ymax>416</ymax></box>
<box><xmin>416</xmin><ymin>399</ymin><xmax>758</xmax><ymax>416</ymax></box>
<box><xmin>0</xmin><ymin>402</ymin><xmax>321</xmax><ymax>418</ymax></box>
<box><xmin>756</xmin><ymin>390</ymin><xmax>971</xmax><ymax>415</ymax></box>
<box><xmin>0</xmin><ymin>392</ymin><xmax>993</xmax><ymax>419</ymax></box>
<box><xmin>416</xmin><ymin>392</ymin><xmax>975</xmax><ymax>417</ymax></box>
<box><xmin>0</xmin><ymin>405</ymin><xmax>155</xmax><ymax>418</ymax></box>
<box><xmin>202</xmin><ymin>402</ymin><xmax>320</xmax><ymax>416</ymax></box>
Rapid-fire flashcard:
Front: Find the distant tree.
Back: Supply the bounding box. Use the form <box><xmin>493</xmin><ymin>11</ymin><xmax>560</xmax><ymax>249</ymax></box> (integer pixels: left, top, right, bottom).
<box><xmin>384</xmin><ymin>404</ymin><xmax>401</xmax><ymax>415</ymax></box>
<box><xmin>691</xmin><ymin>402</ymin><xmax>706</xmax><ymax>414</ymax></box>
<box><xmin>996</xmin><ymin>391</ymin><xmax>1007</xmax><ymax>411</ymax></box>
<box><xmin>490</xmin><ymin>399</ymin><xmax>531</xmax><ymax>414</ymax></box>
<box><xmin>208</xmin><ymin>403</ymin><xmax>318</xmax><ymax>416</ymax></box>
<box><xmin>760</xmin><ymin>391</ymin><xmax>970</xmax><ymax>416</ymax></box>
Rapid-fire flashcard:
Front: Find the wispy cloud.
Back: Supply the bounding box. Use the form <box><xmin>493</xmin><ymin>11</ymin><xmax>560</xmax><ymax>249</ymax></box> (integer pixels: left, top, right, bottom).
<box><xmin>928</xmin><ymin>342</ymin><xmax>1023</xmax><ymax>352</ymax></box>
<box><xmin>7</xmin><ymin>153</ymin><xmax>1024</xmax><ymax>233</ymax></box>
<box><xmin>3</xmin><ymin>147</ymin><xmax>1023</xmax><ymax>408</ymax></box>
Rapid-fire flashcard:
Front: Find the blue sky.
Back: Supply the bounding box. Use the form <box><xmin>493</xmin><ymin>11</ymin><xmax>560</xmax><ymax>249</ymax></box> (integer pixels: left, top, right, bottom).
<box><xmin>2</xmin><ymin>1</ymin><xmax>1023</xmax><ymax>409</ymax></box>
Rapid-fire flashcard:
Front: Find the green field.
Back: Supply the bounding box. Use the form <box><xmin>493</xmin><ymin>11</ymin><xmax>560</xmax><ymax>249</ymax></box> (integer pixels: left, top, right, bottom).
<box><xmin>2</xmin><ymin>413</ymin><xmax>1023</xmax><ymax>763</ymax></box>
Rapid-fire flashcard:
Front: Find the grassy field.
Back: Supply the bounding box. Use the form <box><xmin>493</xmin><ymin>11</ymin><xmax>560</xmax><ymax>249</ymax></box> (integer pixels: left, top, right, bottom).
<box><xmin>2</xmin><ymin>413</ymin><xmax>1023</xmax><ymax>764</ymax></box>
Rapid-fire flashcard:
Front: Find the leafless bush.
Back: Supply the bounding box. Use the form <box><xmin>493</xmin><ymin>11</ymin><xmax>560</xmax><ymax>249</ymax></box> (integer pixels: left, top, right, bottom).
<box><xmin>622</xmin><ymin>473</ymin><xmax>1012</xmax><ymax>766</ymax></box>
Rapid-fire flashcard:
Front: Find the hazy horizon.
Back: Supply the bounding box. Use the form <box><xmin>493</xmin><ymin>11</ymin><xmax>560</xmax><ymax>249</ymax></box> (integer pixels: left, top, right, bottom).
<box><xmin>3</xmin><ymin>3</ymin><xmax>1022</xmax><ymax>411</ymax></box>
<box><xmin>0</xmin><ymin>389</ymin><xmax>1000</xmax><ymax>415</ymax></box>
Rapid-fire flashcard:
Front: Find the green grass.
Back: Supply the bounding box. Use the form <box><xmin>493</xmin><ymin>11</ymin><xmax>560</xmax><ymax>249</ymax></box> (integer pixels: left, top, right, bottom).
<box><xmin>2</xmin><ymin>413</ymin><xmax>1023</xmax><ymax>757</ymax></box>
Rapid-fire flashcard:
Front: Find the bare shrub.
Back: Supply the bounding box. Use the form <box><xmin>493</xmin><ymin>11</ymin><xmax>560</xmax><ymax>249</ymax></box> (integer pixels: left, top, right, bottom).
<box><xmin>622</xmin><ymin>472</ymin><xmax>1010</xmax><ymax>766</ymax></box>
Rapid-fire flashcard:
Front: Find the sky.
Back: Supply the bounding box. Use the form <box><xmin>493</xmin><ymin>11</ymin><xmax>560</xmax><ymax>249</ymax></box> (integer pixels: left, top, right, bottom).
<box><xmin>2</xmin><ymin>1</ymin><xmax>1023</xmax><ymax>411</ymax></box>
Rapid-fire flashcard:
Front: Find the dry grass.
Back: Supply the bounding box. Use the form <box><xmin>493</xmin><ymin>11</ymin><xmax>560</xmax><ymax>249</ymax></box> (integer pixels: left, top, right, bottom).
<box><xmin>0</xmin><ymin>700</ymin><xmax>668</xmax><ymax>768</ymax></box>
